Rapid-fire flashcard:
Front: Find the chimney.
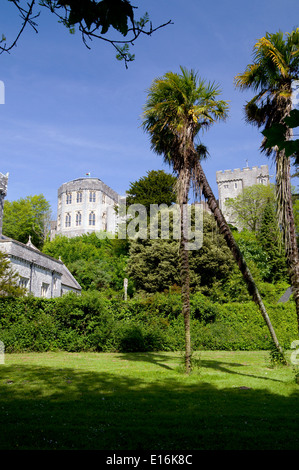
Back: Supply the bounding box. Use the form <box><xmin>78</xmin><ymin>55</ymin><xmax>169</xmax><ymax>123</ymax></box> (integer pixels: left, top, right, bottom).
<box><xmin>0</xmin><ymin>172</ymin><xmax>8</xmax><ymax>236</ymax></box>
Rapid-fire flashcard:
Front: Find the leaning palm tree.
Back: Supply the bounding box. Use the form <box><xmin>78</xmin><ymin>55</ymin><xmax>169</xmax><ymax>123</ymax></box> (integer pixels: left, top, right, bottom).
<box><xmin>235</xmin><ymin>29</ymin><xmax>299</xmax><ymax>332</ymax></box>
<box><xmin>142</xmin><ymin>67</ymin><xmax>284</xmax><ymax>372</ymax></box>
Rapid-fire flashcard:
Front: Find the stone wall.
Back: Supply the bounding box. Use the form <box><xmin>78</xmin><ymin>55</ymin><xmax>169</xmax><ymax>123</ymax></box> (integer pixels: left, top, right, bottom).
<box><xmin>216</xmin><ymin>165</ymin><xmax>269</xmax><ymax>226</ymax></box>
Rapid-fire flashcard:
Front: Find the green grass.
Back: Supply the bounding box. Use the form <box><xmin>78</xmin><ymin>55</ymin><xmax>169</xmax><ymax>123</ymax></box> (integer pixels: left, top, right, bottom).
<box><xmin>0</xmin><ymin>350</ymin><xmax>298</xmax><ymax>450</ymax></box>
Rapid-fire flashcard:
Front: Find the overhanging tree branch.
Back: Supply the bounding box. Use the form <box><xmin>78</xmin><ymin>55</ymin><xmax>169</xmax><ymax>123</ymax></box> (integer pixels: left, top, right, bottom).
<box><xmin>1</xmin><ymin>0</ymin><xmax>172</xmax><ymax>67</ymax></box>
<box><xmin>0</xmin><ymin>0</ymin><xmax>40</xmax><ymax>53</ymax></box>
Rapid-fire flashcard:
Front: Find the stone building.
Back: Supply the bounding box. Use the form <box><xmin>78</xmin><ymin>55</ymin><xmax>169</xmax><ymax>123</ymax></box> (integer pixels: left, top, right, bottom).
<box><xmin>51</xmin><ymin>177</ymin><xmax>121</xmax><ymax>239</ymax></box>
<box><xmin>0</xmin><ymin>172</ymin><xmax>81</xmax><ymax>297</ymax></box>
<box><xmin>216</xmin><ymin>165</ymin><xmax>269</xmax><ymax>226</ymax></box>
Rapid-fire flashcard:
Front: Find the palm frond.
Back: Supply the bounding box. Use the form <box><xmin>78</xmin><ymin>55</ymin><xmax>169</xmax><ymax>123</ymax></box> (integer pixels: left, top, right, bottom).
<box><xmin>254</xmin><ymin>36</ymin><xmax>289</xmax><ymax>78</ymax></box>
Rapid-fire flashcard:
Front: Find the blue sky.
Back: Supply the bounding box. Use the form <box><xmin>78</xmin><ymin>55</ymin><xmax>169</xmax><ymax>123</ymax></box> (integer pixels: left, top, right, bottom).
<box><xmin>0</xmin><ymin>0</ymin><xmax>298</xmax><ymax>218</ymax></box>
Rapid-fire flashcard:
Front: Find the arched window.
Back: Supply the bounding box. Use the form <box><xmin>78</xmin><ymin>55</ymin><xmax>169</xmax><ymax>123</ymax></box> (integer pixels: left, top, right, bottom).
<box><xmin>89</xmin><ymin>191</ymin><xmax>96</xmax><ymax>202</ymax></box>
<box><xmin>89</xmin><ymin>211</ymin><xmax>95</xmax><ymax>226</ymax></box>
<box><xmin>77</xmin><ymin>191</ymin><xmax>82</xmax><ymax>203</ymax></box>
<box><xmin>65</xmin><ymin>213</ymin><xmax>71</xmax><ymax>227</ymax></box>
<box><xmin>66</xmin><ymin>192</ymin><xmax>72</xmax><ymax>204</ymax></box>
<box><xmin>76</xmin><ymin>212</ymin><xmax>82</xmax><ymax>226</ymax></box>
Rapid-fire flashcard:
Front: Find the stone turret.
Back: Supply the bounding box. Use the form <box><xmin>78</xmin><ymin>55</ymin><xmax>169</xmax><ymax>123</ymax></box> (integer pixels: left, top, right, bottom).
<box><xmin>53</xmin><ymin>177</ymin><xmax>121</xmax><ymax>239</ymax></box>
<box><xmin>216</xmin><ymin>165</ymin><xmax>269</xmax><ymax>226</ymax></box>
<box><xmin>0</xmin><ymin>172</ymin><xmax>8</xmax><ymax>237</ymax></box>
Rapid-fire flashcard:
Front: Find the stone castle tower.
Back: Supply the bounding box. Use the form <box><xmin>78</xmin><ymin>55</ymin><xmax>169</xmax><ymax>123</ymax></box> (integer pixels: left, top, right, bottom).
<box><xmin>216</xmin><ymin>165</ymin><xmax>269</xmax><ymax>226</ymax></box>
<box><xmin>0</xmin><ymin>172</ymin><xmax>8</xmax><ymax>237</ymax></box>
<box><xmin>51</xmin><ymin>177</ymin><xmax>121</xmax><ymax>239</ymax></box>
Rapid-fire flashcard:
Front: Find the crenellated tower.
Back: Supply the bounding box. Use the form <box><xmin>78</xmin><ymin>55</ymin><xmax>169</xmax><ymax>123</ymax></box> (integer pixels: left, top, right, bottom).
<box><xmin>216</xmin><ymin>165</ymin><xmax>269</xmax><ymax>226</ymax></box>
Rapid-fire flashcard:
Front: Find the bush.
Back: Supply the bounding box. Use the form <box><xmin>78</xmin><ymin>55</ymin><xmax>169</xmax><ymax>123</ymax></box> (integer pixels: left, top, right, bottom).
<box><xmin>0</xmin><ymin>289</ymin><xmax>297</xmax><ymax>353</ymax></box>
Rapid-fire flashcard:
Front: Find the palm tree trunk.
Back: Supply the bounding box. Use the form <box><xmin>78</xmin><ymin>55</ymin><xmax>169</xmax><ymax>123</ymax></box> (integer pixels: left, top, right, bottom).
<box><xmin>276</xmin><ymin>150</ymin><xmax>299</xmax><ymax>332</ymax></box>
<box><xmin>180</xmin><ymin>223</ymin><xmax>192</xmax><ymax>373</ymax></box>
<box><xmin>194</xmin><ymin>157</ymin><xmax>285</xmax><ymax>358</ymax></box>
<box><xmin>177</xmin><ymin>167</ymin><xmax>192</xmax><ymax>373</ymax></box>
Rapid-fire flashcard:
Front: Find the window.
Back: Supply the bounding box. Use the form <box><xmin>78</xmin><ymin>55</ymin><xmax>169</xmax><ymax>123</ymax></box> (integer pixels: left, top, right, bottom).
<box><xmin>234</xmin><ymin>182</ymin><xmax>238</xmax><ymax>189</ymax></box>
<box><xmin>58</xmin><ymin>196</ymin><xmax>62</xmax><ymax>208</ymax></box>
<box><xmin>89</xmin><ymin>211</ymin><xmax>95</xmax><ymax>226</ymax></box>
<box><xmin>41</xmin><ymin>282</ymin><xmax>49</xmax><ymax>297</ymax></box>
<box><xmin>89</xmin><ymin>191</ymin><xmax>96</xmax><ymax>202</ymax></box>
<box><xmin>224</xmin><ymin>184</ymin><xmax>229</xmax><ymax>189</ymax></box>
<box><xmin>19</xmin><ymin>277</ymin><xmax>29</xmax><ymax>289</ymax></box>
<box><xmin>77</xmin><ymin>191</ymin><xmax>82</xmax><ymax>203</ymax></box>
<box><xmin>57</xmin><ymin>214</ymin><xmax>61</xmax><ymax>229</ymax></box>
<box><xmin>76</xmin><ymin>212</ymin><xmax>82</xmax><ymax>226</ymax></box>
<box><xmin>66</xmin><ymin>192</ymin><xmax>72</xmax><ymax>204</ymax></box>
<box><xmin>65</xmin><ymin>213</ymin><xmax>71</xmax><ymax>227</ymax></box>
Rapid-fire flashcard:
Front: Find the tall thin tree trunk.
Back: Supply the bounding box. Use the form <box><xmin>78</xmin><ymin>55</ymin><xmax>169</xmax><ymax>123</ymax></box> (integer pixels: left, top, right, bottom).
<box><xmin>180</xmin><ymin>223</ymin><xmax>192</xmax><ymax>373</ymax></box>
<box><xmin>276</xmin><ymin>150</ymin><xmax>299</xmax><ymax>332</ymax></box>
<box><xmin>194</xmin><ymin>157</ymin><xmax>285</xmax><ymax>358</ymax></box>
<box><xmin>177</xmin><ymin>167</ymin><xmax>192</xmax><ymax>373</ymax></box>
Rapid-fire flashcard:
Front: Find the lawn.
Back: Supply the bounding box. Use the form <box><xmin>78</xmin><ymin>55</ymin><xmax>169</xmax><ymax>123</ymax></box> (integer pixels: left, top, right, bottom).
<box><xmin>0</xmin><ymin>350</ymin><xmax>298</xmax><ymax>451</ymax></box>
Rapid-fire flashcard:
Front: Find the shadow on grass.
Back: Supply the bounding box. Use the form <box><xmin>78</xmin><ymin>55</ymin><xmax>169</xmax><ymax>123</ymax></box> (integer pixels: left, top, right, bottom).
<box><xmin>116</xmin><ymin>352</ymin><xmax>176</xmax><ymax>370</ymax></box>
<box><xmin>117</xmin><ymin>352</ymin><xmax>283</xmax><ymax>383</ymax></box>
<box><xmin>199</xmin><ymin>358</ymin><xmax>284</xmax><ymax>383</ymax></box>
<box><xmin>0</xmin><ymin>360</ymin><xmax>298</xmax><ymax>450</ymax></box>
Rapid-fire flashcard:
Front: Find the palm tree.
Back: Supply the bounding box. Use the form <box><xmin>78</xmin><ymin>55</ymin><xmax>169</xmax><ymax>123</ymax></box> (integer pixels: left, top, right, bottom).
<box><xmin>142</xmin><ymin>67</ymin><xmax>285</xmax><ymax>372</ymax></box>
<box><xmin>235</xmin><ymin>29</ymin><xmax>299</xmax><ymax>332</ymax></box>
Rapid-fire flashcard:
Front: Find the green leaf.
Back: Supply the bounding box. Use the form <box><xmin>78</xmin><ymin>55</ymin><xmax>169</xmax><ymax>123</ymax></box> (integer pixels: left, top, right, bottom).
<box><xmin>262</xmin><ymin>123</ymin><xmax>286</xmax><ymax>149</ymax></box>
<box><xmin>284</xmin><ymin>109</ymin><xmax>299</xmax><ymax>128</ymax></box>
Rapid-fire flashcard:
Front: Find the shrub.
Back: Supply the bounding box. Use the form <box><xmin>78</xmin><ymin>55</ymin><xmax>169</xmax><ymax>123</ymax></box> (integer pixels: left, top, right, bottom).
<box><xmin>0</xmin><ymin>289</ymin><xmax>297</xmax><ymax>353</ymax></box>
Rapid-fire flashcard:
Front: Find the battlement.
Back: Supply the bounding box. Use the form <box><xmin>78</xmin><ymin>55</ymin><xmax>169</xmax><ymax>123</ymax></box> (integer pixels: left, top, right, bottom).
<box><xmin>0</xmin><ymin>172</ymin><xmax>9</xmax><ymax>196</ymax></box>
<box><xmin>58</xmin><ymin>177</ymin><xmax>119</xmax><ymax>202</ymax></box>
<box><xmin>216</xmin><ymin>165</ymin><xmax>269</xmax><ymax>183</ymax></box>
<box><xmin>216</xmin><ymin>164</ymin><xmax>270</xmax><ymax>228</ymax></box>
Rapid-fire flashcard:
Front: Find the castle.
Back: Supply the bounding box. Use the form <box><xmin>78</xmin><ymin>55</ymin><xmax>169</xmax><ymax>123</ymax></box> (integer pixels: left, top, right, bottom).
<box><xmin>50</xmin><ymin>177</ymin><xmax>122</xmax><ymax>239</ymax></box>
<box><xmin>216</xmin><ymin>164</ymin><xmax>270</xmax><ymax>226</ymax></box>
<box><xmin>50</xmin><ymin>167</ymin><xmax>270</xmax><ymax>238</ymax></box>
<box><xmin>0</xmin><ymin>166</ymin><xmax>272</xmax><ymax>297</ymax></box>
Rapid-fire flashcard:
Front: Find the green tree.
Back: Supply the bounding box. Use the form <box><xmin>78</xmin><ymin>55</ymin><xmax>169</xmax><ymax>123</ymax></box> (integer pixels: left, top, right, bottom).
<box><xmin>0</xmin><ymin>251</ymin><xmax>25</xmax><ymax>297</ymax></box>
<box><xmin>258</xmin><ymin>202</ymin><xmax>288</xmax><ymax>282</ymax></box>
<box><xmin>293</xmin><ymin>198</ymin><xmax>299</xmax><ymax>237</ymax></box>
<box><xmin>235</xmin><ymin>28</ymin><xmax>299</xmax><ymax>331</ymax></box>
<box><xmin>127</xmin><ymin>212</ymin><xmax>235</xmax><ymax>295</ymax></box>
<box><xmin>142</xmin><ymin>66</ymin><xmax>229</xmax><ymax>372</ymax></box>
<box><xmin>142</xmin><ymin>66</ymin><xmax>284</xmax><ymax>366</ymax></box>
<box><xmin>189</xmin><ymin>213</ymin><xmax>235</xmax><ymax>293</ymax></box>
<box><xmin>43</xmin><ymin>232</ymin><xmax>129</xmax><ymax>293</ymax></box>
<box><xmin>1</xmin><ymin>0</ymin><xmax>171</xmax><ymax>67</ymax></box>
<box><xmin>225</xmin><ymin>184</ymin><xmax>275</xmax><ymax>232</ymax></box>
<box><xmin>3</xmin><ymin>194</ymin><xmax>51</xmax><ymax>249</ymax></box>
<box><xmin>127</xmin><ymin>238</ymin><xmax>180</xmax><ymax>293</ymax></box>
<box><xmin>126</xmin><ymin>170</ymin><xmax>177</xmax><ymax>212</ymax></box>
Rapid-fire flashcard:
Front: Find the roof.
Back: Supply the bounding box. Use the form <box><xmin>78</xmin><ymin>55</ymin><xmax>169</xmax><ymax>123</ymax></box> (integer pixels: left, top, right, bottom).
<box><xmin>278</xmin><ymin>287</ymin><xmax>293</xmax><ymax>303</ymax></box>
<box><xmin>58</xmin><ymin>176</ymin><xmax>120</xmax><ymax>202</ymax></box>
<box><xmin>0</xmin><ymin>236</ymin><xmax>81</xmax><ymax>292</ymax></box>
<box><xmin>60</xmin><ymin>263</ymin><xmax>82</xmax><ymax>291</ymax></box>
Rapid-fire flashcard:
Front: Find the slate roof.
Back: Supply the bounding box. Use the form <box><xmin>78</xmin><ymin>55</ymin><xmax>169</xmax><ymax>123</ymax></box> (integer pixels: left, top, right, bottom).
<box><xmin>0</xmin><ymin>236</ymin><xmax>81</xmax><ymax>292</ymax></box>
<box><xmin>278</xmin><ymin>286</ymin><xmax>293</xmax><ymax>303</ymax></box>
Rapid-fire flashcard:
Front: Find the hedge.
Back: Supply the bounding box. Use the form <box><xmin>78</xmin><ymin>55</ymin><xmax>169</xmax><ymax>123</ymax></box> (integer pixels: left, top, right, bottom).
<box><xmin>0</xmin><ymin>290</ymin><xmax>297</xmax><ymax>353</ymax></box>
